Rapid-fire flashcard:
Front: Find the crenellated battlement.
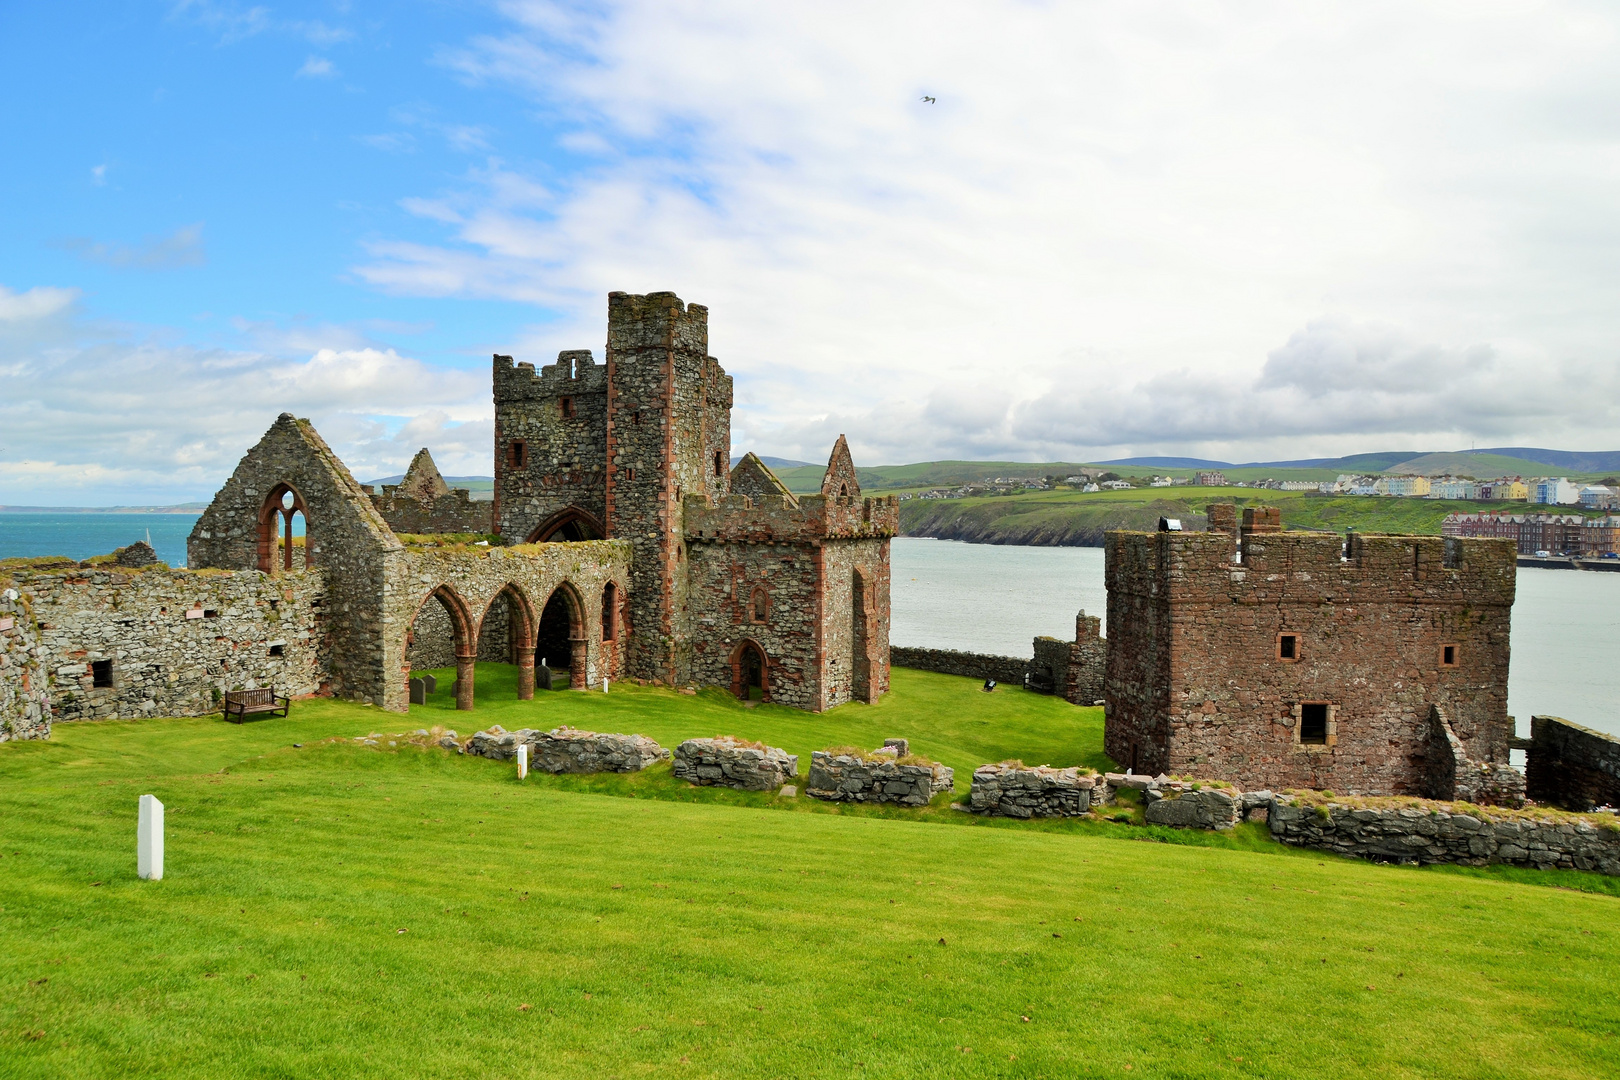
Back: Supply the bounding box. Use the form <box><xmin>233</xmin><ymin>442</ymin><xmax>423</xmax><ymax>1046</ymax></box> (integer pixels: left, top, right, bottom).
<box><xmin>493</xmin><ymin>350</ymin><xmax>609</xmax><ymax>401</ymax></box>
<box><xmin>683</xmin><ymin>492</ymin><xmax>899</xmax><ymax>544</ymax></box>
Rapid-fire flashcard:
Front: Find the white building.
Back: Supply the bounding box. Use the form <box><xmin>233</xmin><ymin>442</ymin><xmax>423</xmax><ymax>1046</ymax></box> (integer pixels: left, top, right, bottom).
<box><xmin>1430</xmin><ymin>478</ymin><xmax>1479</xmax><ymax>500</ymax></box>
<box><xmin>1534</xmin><ymin>478</ymin><xmax>1581</xmax><ymax>505</ymax></box>
<box><xmin>1579</xmin><ymin>485</ymin><xmax>1617</xmax><ymax>509</ymax></box>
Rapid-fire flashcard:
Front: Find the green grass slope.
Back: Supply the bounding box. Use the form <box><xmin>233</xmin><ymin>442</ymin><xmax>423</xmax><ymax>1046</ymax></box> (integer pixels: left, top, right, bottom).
<box><xmin>898</xmin><ymin>487</ymin><xmax>1585</xmax><ymax>546</ymax></box>
<box><xmin>3</xmin><ymin>668</ymin><xmax>1617</xmax><ymax>1078</ymax></box>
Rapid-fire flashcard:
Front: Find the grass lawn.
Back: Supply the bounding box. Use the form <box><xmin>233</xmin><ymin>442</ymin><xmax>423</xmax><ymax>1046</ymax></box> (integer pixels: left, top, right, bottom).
<box><xmin>3</xmin><ymin>668</ymin><xmax>1618</xmax><ymax>1078</ymax></box>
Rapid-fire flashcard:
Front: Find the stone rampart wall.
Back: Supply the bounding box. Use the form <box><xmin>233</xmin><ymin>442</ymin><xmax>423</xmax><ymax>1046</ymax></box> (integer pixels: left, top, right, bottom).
<box><xmin>464</xmin><ymin>724</ymin><xmax>668</xmax><ymax>772</ymax></box>
<box><xmin>806</xmin><ymin>749</ymin><xmax>953</xmax><ymax>806</ymax></box>
<box><xmin>969</xmin><ymin>763</ymin><xmax>1097</xmax><ymax>817</ymax></box>
<box><xmin>371</xmin><ymin>490</ymin><xmax>493</xmax><ymax>536</ymax></box>
<box><xmin>1269</xmin><ymin>797</ymin><xmax>1620</xmax><ymax>874</ymax></box>
<box><xmin>1527</xmin><ymin>715</ymin><xmax>1620</xmax><ymax>810</ymax></box>
<box><xmin>890</xmin><ymin>646</ymin><xmax>1029</xmax><ymax>686</ymax></box>
<box><xmin>0</xmin><ymin>587</ymin><xmax>51</xmax><ymax>740</ymax></box>
<box><xmin>14</xmin><ymin>565</ymin><xmax>326</xmax><ymax>721</ymax></box>
<box><xmin>673</xmin><ymin>736</ymin><xmax>798</xmax><ymax>790</ymax></box>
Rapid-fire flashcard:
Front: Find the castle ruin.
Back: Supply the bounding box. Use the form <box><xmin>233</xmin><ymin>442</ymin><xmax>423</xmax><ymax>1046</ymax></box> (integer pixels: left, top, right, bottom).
<box><xmin>1105</xmin><ymin>505</ymin><xmax>1524</xmax><ymax>803</ymax></box>
<box><xmin>0</xmin><ymin>291</ymin><xmax>895</xmax><ymax>735</ymax></box>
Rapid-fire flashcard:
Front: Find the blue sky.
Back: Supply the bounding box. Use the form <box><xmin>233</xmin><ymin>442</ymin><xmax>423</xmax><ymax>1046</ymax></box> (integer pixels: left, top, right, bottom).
<box><xmin>4</xmin><ymin>2</ymin><xmax>1620</xmax><ymax>504</ymax></box>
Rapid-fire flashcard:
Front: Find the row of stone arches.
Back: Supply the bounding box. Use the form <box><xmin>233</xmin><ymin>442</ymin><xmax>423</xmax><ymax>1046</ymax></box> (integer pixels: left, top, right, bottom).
<box><xmin>407</xmin><ymin>578</ymin><xmax>625</xmax><ymax>710</ymax></box>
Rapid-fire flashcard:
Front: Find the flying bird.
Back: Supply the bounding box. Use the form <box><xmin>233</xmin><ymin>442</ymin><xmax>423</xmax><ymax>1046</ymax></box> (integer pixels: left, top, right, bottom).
<box><xmin>921</xmin><ymin>95</ymin><xmax>935</xmax><ymax>103</ymax></box>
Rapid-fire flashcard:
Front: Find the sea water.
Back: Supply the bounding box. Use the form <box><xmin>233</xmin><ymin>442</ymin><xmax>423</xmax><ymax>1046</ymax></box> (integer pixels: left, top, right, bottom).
<box><xmin>0</xmin><ymin>513</ymin><xmax>201</xmax><ymax>568</ymax></box>
<box><xmin>893</xmin><ymin>537</ymin><xmax>1620</xmax><ymax>739</ymax></box>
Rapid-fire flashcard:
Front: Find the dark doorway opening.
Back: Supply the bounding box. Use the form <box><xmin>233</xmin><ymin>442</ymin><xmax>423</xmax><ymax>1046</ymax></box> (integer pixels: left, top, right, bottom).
<box><xmin>735</xmin><ymin>641</ymin><xmax>767</xmax><ymax>702</ymax></box>
<box><xmin>1300</xmin><ymin>702</ymin><xmax>1329</xmax><ymax>744</ymax></box>
<box><xmin>536</xmin><ymin>591</ymin><xmax>574</xmax><ymax>679</ymax></box>
<box><xmin>851</xmin><ymin>570</ymin><xmax>870</xmax><ymax>703</ymax></box>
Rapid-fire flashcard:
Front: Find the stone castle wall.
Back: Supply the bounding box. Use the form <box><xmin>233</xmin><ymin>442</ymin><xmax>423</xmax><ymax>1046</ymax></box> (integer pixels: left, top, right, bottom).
<box><xmin>685</xmin><ymin>537</ymin><xmax>824</xmax><ymax>709</ymax></box>
<box><xmin>0</xmin><ymin>586</ymin><xmax>51</xmax><ymax>740</ymax></box>
<box><xmin>493</xmin><ymin>350</ymin><xmax>609</xmax><ymax>542</ymax></box>
<box><xmin>1105</xmin><ymin>520</ymin><xmax>1517</xmax><ymax>796</ymax></box>
<box><xmin>14</xmin><ymin>564</ymin><xmax>326</xmax><ymax>721</ymax></box>
<box><xmin>889</xmin><ymin>646</ymin><xmax>1030</xmax><ymax>686</ymax></box>
<box><xmin>1527</xmin><ymin>715</ymin><xmax>1620</xmax><ymax>810</ymax></box>
<box><xmin>1269</xmin><ymin>797</ymin><xmax>1620</xmax><ymax>875</ymax></box>
<box><xmin>370</xmin><ymin>489</ymin><xmax>493</xmax><ymax>536</ymax></box>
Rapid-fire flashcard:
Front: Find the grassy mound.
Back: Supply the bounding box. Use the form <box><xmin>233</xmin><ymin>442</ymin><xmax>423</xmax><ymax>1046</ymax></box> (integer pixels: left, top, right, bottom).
<box><xmin>1</xmin><ymin>668</ymin><xmax>1617</xmax><ymax>1078</ymax></box>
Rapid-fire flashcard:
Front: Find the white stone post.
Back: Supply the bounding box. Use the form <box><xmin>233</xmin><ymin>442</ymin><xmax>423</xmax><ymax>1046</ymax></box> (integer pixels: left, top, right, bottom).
<box><xmin>138</xmin><ymin>794</ymin><xmax>164</xmax><ymax>880</ymax></box>
<box><xmin>603</xmin><ymin>678</ymin><xmax>609</xmax><ymax>693</ymax></box>
<box><xmin>517</xmin><ymin>743</ymin><xmax>529</xmax><ymax>781</ymax></box>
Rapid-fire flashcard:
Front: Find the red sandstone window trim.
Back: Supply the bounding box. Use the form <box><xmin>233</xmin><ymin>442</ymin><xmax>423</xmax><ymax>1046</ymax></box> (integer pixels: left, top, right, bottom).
<box><xmin>508</xmin><ymin>440</ymin><xmax>527</xmax><ymax>469</ymax></box>
<box><xmin>1440</xmin><ymin>643</ymin><xmax>1459</xmax><ymax>667</ymax></box>
<box><xmin>750</xmin><ymin>586</ymin><xmax>769</xmax><ymax>624</ymax></box>
<box><xmin>1276</xmin><ymin>632</ymin><xmax>1300</xmax><ymax>662</ymax></box>
<box><xmin>1295</xmin><ymin>701</ymin><xmax>1334</xmax><ymax>747</ymax></box>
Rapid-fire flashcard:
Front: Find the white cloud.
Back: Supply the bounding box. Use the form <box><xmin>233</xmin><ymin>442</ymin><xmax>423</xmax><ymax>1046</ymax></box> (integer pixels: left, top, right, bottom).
<box><xmin>351</xmin><ymin>0</ymin><xmax>1620</xmax><ymax>464</ymax></box>
<box><xmin>0</xmin><ymin>290</ymin><xmax>489</xmax><ymax>505</ymax></box>
<box><xmin>58</xmin><ymin>224</ymin><xmax>206</xmax><ymax>270</ymax></box>
<box><xmin>90</xmin><ymin>164</ymin><xmax>107</xmax><ymax>186</ymax></box>
<box><xmin>296</xmin><ymin>55</ymin><xmax>336</xmax><ymax>79</ymax></box>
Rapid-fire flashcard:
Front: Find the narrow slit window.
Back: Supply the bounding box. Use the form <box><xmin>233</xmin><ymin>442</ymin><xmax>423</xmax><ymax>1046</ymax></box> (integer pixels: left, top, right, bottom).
<box><xmin>751</xmin><ymin>587</ymin><xmax>769</xmax><ymax>623</ymax></box>
<box><xmin>508</xmin><ymin>441</ymin><xmax>527</xmax><ymax>468</ymax></box>
<box><xmin>1441</xmin><ymin>643</ymin><xmax>1458</xmax><ymax>667</ymax></box>
<box><xmin>625</xmin><ymin>467</ymin><xmax>635</xmax><ymax>481</ymax></box>
<box><xmin>92</xmin><ymin>659</ymin><xmax>113</xmax><ymax>688</ymax></box>
<box><xmin>1300</xmin><ymin>702</ymin><xmax>1328</xmax><ymax>745</ymax></box>
<box><xmin>714</xmin><ymin>450</ymin><xmax>725</xmax><ymax>476</ymax></box>
<box><xmin>559</xmin><ymin>397</ymin><xmax>575</xmax><ymax>419</ymax></box>
<box><xmin>601</xmin><ymin>583</ymin><xmax>617</xmax><ymax>642</ymax></box>
<box><xmin>1277</xmin><ymin>633</ymin><xmax>1299</xmax><ymax>661</ymax></box>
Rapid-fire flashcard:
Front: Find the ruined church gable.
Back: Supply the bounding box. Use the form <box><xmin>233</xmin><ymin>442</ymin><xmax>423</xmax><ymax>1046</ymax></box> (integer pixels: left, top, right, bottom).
<box><xmin>729</xmin><ymin>453</ymin><xmax>798</xmax><ymax>505</ymax></box>
<box><xmin>820</xmin><ymin>435</ymin><xmax>861</xmax><ymax>499</ymax></box>
<box><xmin>398</xmin><ymin>448</ymin><xmax>451</xmax><ymax>501</ymax></box>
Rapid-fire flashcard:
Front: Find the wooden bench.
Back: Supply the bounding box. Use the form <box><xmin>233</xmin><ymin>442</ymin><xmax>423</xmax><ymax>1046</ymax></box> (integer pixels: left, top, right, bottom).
<box><xmin>223</xmin><ymin>688</ymin><xmax>290</xmax><ymax>723</ymax></box>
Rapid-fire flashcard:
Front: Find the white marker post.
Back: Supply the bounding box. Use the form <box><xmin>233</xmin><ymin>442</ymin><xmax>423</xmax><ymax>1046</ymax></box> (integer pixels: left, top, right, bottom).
<box><xmin>516</xmin><ymin>743</ymin><xmax>529</xmax><ymax>781</ymax></box>
<box><xmin>603</xmin><ymin>678</ymin><xmax>609</xmax><ymax>694</ymax></box>
<box><xmin>138</xmin><ymin>794</ymin><xmax>164</xmax><ymax>880</ymax></box>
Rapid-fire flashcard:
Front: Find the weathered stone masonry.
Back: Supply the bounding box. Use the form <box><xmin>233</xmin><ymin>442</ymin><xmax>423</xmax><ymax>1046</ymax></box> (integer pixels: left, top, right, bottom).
<box><xmin>0</xmin><ymin>586</ymin><xmax>51</xmax><ymax>741</ymax></box>
<box><xmin>1526</xmin><ymin>714</ymin><xmax>1620</xmax><ymax>811</ymax></box>
<box><xmin>1105</xmin><ymin>507</ymin><xmax>1519</xmax><ymax>800</ymax></box>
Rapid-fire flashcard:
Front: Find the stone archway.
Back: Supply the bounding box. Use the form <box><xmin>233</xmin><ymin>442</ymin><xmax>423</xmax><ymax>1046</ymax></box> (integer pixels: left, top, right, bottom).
<box><xmin>536</xmin><ymin>583</ymin><xmax>588</xmax><ymax>689</ymax></box>
<box><xmin>408</xmin><ymin>585</ymin><xmax>477</xmax><ymax>710</ymax></box>
<box><xmin>257</xmin><ymin>484</ymin><xmax>311</xmax><ymax>574</ymax></box>
<box><xmin>527</xmin><ymin>507</ymin><xmax>605</xmax><ymax>543</ymax></box>
<box><xmin>478</xmin><ymin>583</ymin><xmax>538</xmax><ymax>700</ymax></box>
<box><xmin>731</xmin><ymin>639</ymin><xmax>769</xmax><ymax>702</ymax></box>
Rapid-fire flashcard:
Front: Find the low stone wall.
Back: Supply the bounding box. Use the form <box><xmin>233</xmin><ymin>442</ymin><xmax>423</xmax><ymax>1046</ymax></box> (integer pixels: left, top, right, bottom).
<box><xmin>12</xmin><ymin>564</ymin><xmax>326</xmax><ymax>722</ymax></box>
<box><xmin>1526</xmin><ymin>715</ymin><xmax>1620</xmax><ymax>811</ymax></box>
<box><xmin>1269</xmin><ymin>796</ymin><xmax>1620</xmax><ymax>874</ymax></box>
<box><xmin>464</xmin><ymin>725</ymin><xmax>668</xmax><ymax>772</ymax></box>
<box><xmin>0</xmin><ymin>588</ymin><xmax>51</xmax><ymax>741</ymax></box>
<box><xmin>673</xmin><ymin>737</ymin><xmax>798</xmax><ymax>790</ymax></box>
<box><xmin>806</xmin><ymin>748</ymin><xmax>953</xmax><ymax>806</ymax></box>
<box><xmin>969</xmin><ymin>763</ymin><xmax>1097</xmax><ymax>817</ymax></box>
<box><xmin>1144</xmin><ymin>785</ymin><xmax>1244</xmax><ymax>830</ymax></box>
<box><xmin>890</xmin><ymin>646</ymin><xmax>1028</xmax><ymax>686</ymax></box>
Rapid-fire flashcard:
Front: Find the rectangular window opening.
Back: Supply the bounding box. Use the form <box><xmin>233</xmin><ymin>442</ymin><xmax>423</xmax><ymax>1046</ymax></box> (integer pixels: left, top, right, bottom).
<box><xmin>1300</xmin><ymin>702</ymin><xmax>1329</xmax><ymax>745</ymax></box>
<box><xmin>559</xmin><ymin>397</ymin><xmax>575</xmax><ymax>419</ymax></box>
<box><xmin>1441</xmin><ymin>643</ymin><xmax>1458</xmax><ymax>667</ymax></box>
<box><xmin>269</xmin><ymin>644</ymin><xmax>285</xmax><ymax>657</ymax></box>
<box><xmin>508</xmin><ymin>440</ymin><xmax>527</xmax><ymax>469</ymax></box>
<box><xmin>1277</xmin><ymin>633</ymin><xmax>1298</xmax><ymax>661</ymax></box>
<box><xmin>203</xmin><ymin>609</ymin><xmax>219</xmax><ymax>619</ymax></box>
<box><xmin>91</xmin><ymin>659</ymin><xmax>113</xmax><ymax>688</ymax></box>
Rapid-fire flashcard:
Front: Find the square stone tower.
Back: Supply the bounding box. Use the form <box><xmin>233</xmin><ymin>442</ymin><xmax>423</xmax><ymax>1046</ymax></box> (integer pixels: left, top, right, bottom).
<box><xmin>493</xmin><ymin>349</ymin><xmax>609</xmax><ymax>542</ymax></box>
<box><xmin>602</xmin><ymin>291</ymin><xmax>733</xmax><ymax>682</ymax></box>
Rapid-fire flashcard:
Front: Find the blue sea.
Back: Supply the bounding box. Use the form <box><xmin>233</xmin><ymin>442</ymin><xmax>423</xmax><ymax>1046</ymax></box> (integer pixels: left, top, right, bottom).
<box><xmin>0</xmin><ymin>513</ymin><xmax>201</xmax><ymax>567</ymax></box>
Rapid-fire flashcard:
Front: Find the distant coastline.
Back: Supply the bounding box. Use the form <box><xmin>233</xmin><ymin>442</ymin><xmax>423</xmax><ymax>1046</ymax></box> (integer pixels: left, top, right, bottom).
<box><xmin>0</xmin><ymin>505</ymin><xmax>205</xmax><ymax>514</ymax></box>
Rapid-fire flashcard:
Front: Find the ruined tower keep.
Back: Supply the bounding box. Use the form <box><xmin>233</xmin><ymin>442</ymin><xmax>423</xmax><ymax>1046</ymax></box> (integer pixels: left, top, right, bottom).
<box><xmin>491</xmin><ymin>290</ymin><xmax>896</xmax><ymax>701</ymax></box>
<box><xmin>1104</xmin><ymin>505</ymin><xmax>1521</xmax><ymax>801</ymax></box>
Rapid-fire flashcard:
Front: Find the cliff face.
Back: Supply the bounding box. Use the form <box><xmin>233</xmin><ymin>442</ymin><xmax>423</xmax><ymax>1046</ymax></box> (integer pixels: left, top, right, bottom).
<box><xmin>899</xmin><ymin>497</ymin><xmax>1203</xmax><ymax>546</ymax></box>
